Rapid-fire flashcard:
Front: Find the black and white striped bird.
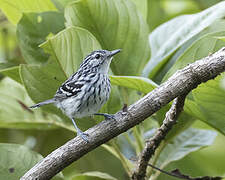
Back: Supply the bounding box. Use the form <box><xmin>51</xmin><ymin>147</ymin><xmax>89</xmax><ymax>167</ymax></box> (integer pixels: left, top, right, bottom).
<box><xmin>30</xmin><ymin>49</ymin><xmax>121</xmax><ymax>142</ymax></box>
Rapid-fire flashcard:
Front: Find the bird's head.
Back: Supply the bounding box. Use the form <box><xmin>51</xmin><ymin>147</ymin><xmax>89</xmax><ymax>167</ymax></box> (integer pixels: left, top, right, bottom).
<box><xmin>79</xmin><ymin>49</ymin><xmax>121</xmax><ymax>74</ymax></box>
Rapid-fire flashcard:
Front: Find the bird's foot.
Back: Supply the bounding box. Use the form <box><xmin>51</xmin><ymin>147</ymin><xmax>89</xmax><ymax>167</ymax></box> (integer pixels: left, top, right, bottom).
<box><xmin>77</xmin><ymin>129</ymin><xmax>89</xmax><ymax>143</ymax></box>
<box><xmin>94</xmin><ymin>113</ymin><xmax>115</xmax><ymax>120</ymax></box>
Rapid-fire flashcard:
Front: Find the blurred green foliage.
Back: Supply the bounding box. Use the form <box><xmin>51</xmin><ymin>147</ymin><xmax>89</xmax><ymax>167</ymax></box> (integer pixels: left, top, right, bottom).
<box><xmin>0</xmin><ymin>0</ymin><xmax>225</xmax><ymax>180</ymax></box>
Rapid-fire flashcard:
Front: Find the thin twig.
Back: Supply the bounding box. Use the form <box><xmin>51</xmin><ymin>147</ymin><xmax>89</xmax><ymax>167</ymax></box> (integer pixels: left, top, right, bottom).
<box><xmin>147</xmin><ymin>164</ymin><xmax>186</xmax><ymax>179</ymax></box>
<box><xmin>21</xmin><ymin>47</ymin><xmax>225</xmax><ymax>180</ymax></box>
<box><xmin>131</xmin><ymin>94</ymin><xmax>187</xmax><ymax>179</ymax></box>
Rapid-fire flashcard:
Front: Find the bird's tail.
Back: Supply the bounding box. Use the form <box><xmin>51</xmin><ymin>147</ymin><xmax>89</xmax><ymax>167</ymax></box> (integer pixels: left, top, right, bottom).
<box><xmin>30</xmin><ymin>99</ymin><xmax>55</xmax><ymax>109</ymax></box>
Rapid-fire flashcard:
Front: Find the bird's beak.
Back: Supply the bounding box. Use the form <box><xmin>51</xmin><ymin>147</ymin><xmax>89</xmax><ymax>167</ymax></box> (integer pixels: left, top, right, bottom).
<box><xmin>109</xmin><ymin>49</ymin><xmax>121</xmax><ymax>57</ymax></box>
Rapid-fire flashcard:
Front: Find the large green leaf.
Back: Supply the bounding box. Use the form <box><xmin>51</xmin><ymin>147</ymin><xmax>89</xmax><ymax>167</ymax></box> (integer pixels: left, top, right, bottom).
<box><xmin>156</xmin><ymin>128</ymin><xmax>217</xmax><ymax>169</ymax></box>
<box><xmin>0</xmin><ymin>143</ymin><xmax>63</xmax><ymax>180</ymax></box>
<box><xmin>0</xmin><ymin>0</ymin><xmax>57</xmax><ymax>25</ymax></box>
<box><xmin>19</xmin><ymin>60</ymin><xmax>74</xmax><ymax>128</ymax></box>
<box><xmin>71</xmin><ymin>171</ymin><xmax>117</xmax><ymax>180</ymax></box>
<box><xmin>163</xmin><ymin>31</ymin><xmax>225</xmax><ymax>80</ymax></box>
<box><xmin>146</xmin><ymin>0</ymin><xmax>167</xmax><ymax>32</ymax></box>
<box><xmin>0</xmin><ymin>143</ymin><xmax>43</xmax><ymax>180</ymax></box>
<box><xmin>65</xmin><ymin>0</ymin><xmax>150</xmax><ymax>76</ymax></box>
<box><xmin>155</xmin><ymin>20</ymin><xmax>225</xmax><ymax>83</ymax></box>
<box><xmin>130</xmin><ymin>0</ymin><xmax>147</xmax><ymax>21</ymax></box>
<box><xmin>110</xmin><ymin>75</ymin><xmax>158</xmax><ymax>94</ymax></box>
<box><xmin>143</xmin><ymin>1</ymin><xmax>225</xmax><ymax>78</ymax></box>
<box><xmin>20</xmin><ymin>60</ymin><xmax>66</xmax><ymax>105</ymax></box>
<box><xmin>0</xmin><ymin>77</ymin><xmax>74</xmax><ymax>131</ymax></box>
<box><xmin>163</xmin><ymin>31</ymin><xmax>225</xmax><ymax>135</ymax></box>
<box><xmin>192</xmin><ymin>75</ymin><xmax>225</xmax><ymax>135</ymax></box>
<box><xmin>17</xmin><ymin>12</ymin><xmax>65</xmax><ymax>64</ymax></box>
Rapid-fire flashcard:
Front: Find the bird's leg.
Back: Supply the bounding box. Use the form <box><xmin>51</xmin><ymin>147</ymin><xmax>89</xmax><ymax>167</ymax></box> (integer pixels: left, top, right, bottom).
<box><xmin>94</xmin><ymin>113</ymin><xmax>115</xmax><ymax>120</ymax></box>
<box><xmin>71</xmin><ymin>118</ymin><xmax>89</xmax><ymax>142</ymax></box>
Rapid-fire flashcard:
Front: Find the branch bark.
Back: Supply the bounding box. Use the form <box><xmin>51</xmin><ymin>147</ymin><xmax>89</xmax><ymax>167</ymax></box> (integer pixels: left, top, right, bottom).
<box><xmin>131</xmin><ymin>94</ymin><xmax>187</xmax><ymax>180</ymax></box>
<box><xmin>21</xmin><ymin>47</ymin><xmax>225</xmax><ymax>180</ymax></box>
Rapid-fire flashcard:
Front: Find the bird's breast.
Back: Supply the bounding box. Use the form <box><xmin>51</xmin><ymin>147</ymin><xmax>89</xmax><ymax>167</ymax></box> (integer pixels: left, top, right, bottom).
<box><xmin>72</xmin><ymin>73</ymin><xmax>111</xmax><ymax>118</ymax></box>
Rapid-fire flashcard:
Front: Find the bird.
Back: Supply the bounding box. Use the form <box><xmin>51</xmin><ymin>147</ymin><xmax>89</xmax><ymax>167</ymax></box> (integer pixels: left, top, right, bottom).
<box><xmin>30</xmin><ymin>49</ymin><xmax>121</xmax><ymax>142</ymax></box>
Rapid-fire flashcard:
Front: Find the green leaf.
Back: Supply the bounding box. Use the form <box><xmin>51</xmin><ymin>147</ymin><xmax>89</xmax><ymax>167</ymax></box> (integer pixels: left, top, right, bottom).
<box><xmin>65</xmin><ymin>0</ymin><xmax>150</xmax><ymax>76</ymax></box>
<box><xmin>192</xmin><ymin>75</ymin><xmax>225</xmax><ymax>135</ymax></box>
<box><xmin>19</xmin><ymin>60</ymin><xmax>72</xmax><ymax>126</ymax></box>
<box><xmin>0</xmin><ymin>143</ymin><xmax>64</xmax><ymax>180</ymax></box>
<box><xmin>71</xmin><ymin>171</ymin><xmax>117</xmax><ymax>180</ymax></box>
<box><xmin>155</xmin><ymin>20</ymin><xmax>225</xmax><ymax>83</ymax></box>
<box><xmin>0</xmin><ymin>66</ymin><xmax>21</xmax><ymax>83</ymax></box>
<box><xmin>0</xmin><ymin>77</ymin><xmax>74</xmax><ymax>131</ymax></box>
<box><xmin>143</xmin><ymin>1</ymin><xmax>225</xmax><ymax>78</ymax></box>
<box><xmin>0</xmin><ymin>0</ymin><xmax>57</xmax><ymax>25</ymax></box>
<box><xmin>163</xmin><ymin>31</ymin><xmax>225</xmax><ymax>81</ymax></box>
<box><xmin>110</xmin><ymin>75</ymin><xmax>158</xmax><ymax>94</ymax></box>
<box><xmin>146</xmin><ymin>0</ymin><xmax>167</xmax><ymax>32</ymax></box>
<box><xmin>17</xmin><ymin>12</ymin><xmax>65</xmax><ymax>64</ymax></box>
<box><xmin>130</xmin><ymin>0</ymin><xmax>147</xmax><ymax>21</ymax></box>
<box><xmin>162</xmin><ymin>31</ymin><xmax>225</xmax><ymax>135</ymax></box>
<box><xmin>0</xmin><ymin>143</ymin><xmax>43</xmax><ymax>180</ymax></box>
<box><xmin>20</xmin><ymin>61</ymin><xmax>66</xmax><ymax>104</ymax></box>
<box><xmin>156</xmin><ymin>128</ymin><xmax>217</xmax><ymax>169</ymax></box>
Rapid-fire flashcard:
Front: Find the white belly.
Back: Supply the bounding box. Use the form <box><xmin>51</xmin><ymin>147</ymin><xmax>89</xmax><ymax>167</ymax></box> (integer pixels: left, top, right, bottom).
<box><xmin>55</xmin><ymin>74</ymin><xmax>111</xmax><ymax>119</ymax></box>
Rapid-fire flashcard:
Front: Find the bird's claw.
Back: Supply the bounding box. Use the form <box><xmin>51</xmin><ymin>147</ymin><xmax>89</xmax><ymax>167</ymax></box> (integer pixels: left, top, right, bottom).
<box><xmin>77</xmin><ymin>130</ymin><xmax>89</xmax><ymax>142</ymax></box>
<box><xmin>94</xmin><ymin>113</ymin><xmax>115</xmax><ymax>120</ymax></box>
<box><xmin>103</xmin><ymin>114</ymin><xmax>115</xmax><ymax>120</ymax></box>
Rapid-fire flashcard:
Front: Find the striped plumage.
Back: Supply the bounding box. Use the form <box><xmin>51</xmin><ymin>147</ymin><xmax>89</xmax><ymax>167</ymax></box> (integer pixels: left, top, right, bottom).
<box><xmin>30</xmin><ymin>49</ymin><xmax>121</xmax><ymax>142</ymax></box>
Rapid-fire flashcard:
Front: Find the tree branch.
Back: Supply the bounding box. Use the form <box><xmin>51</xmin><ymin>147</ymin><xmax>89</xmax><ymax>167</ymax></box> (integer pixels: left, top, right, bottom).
<box><xmin>131</xmin><ymin>94</ymin><xmax>187</xmax><ymax>180</ymax></box>
<box><xmin>21</xmin><ymin>47</ymin><xmax>225</xmax><ymax>180</ymax></box>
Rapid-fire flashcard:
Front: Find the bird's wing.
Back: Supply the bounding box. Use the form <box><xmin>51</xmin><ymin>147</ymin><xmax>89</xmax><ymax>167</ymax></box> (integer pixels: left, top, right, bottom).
<box><xmin>54</xmin><ymin>73</ymin><xmax>85</xmax><ymax>99</ymax></box>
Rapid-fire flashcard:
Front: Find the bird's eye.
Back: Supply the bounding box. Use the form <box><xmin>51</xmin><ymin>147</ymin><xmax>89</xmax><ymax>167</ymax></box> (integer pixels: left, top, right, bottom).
<box><xmin>95</xmin><ymin>54</ymin><xmax>101</xmax><ymax>59</ymax></box>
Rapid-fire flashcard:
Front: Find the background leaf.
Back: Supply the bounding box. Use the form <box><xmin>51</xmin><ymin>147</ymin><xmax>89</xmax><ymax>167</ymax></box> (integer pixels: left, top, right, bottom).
<box><xmin>154</xmin><ymin>20</ymin><xmax>225</xmax><ymax>82</ymax></box>
<box><xmin>17</xmin><ymin>12</ymin><xmax>65</xmax><ymax>64</ymax></box>
<box><xmin>0</xmin><ymin>143</ymin><xmax>43</xmax><ymax>180</ymax></box>
<box><xmin>110</xmin><ymin>75</ymin><xmax>158</xmax><ymax>94</ymax></box>
<box><xmin>0</xmin><ymin>0</ymin><xmax>57</xmax><ymax>25</ymax></box>
<box><xmin>143</xmin><ymin>1</ymin><xmax>225</xmax><ymax>78</ymax></box>
<box><xmin>164</xmin><ymin>31</ymin><xmax>225</xmax><ymax>80</ymax></box>
<box><xmin>65</xmin><ymin>0</ymin><xmax>150</xmax><ymax>76</ymax></box>
<box><xmin>130</xmin><ymin>0</ymin><xmax>147</xmax><ymax>21</ymax></box>
<box><xmin>0</xmin><ymin>77</ymin><xmax>74</xmax><ymax>131</ymax></box>
<box><xmin>192</xmin><ymin>75</ymin><xmax>225</xmax><ymax>135</ymax></box>
<box><xmin>0</xmin><ymin>143</ymin><xmax>63</xmax><ymax>180</ymax></box>
<box><xmin>156</xmin><ymin>128</ymin><xmax>217</xmax><ymax>169</ymax></box>
<box><xmin>162</xmin><ymin>31</ymin><xmax>225</xmax><ymax>135</ymax></box>
<box><xmin>146</xmin><ymin>0</ymin><xmax>167</xmax><ymax>32</ymax></box>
